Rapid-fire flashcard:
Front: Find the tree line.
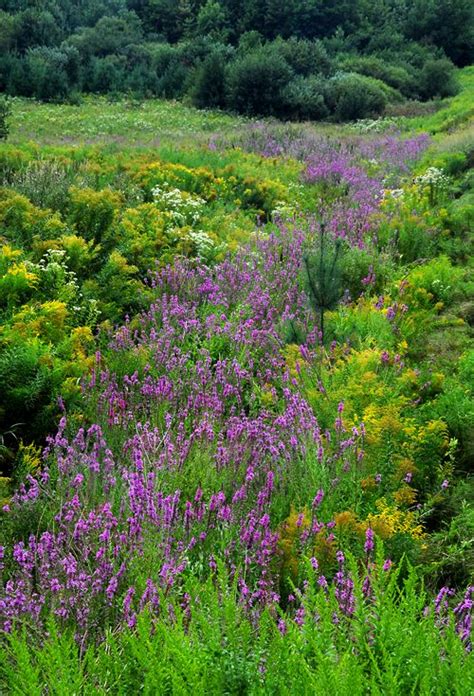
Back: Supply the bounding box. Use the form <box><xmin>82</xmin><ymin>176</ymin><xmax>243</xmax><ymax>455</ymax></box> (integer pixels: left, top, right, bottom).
<box><xmin>0</xmin><ymin>0</ymin><xmax>472</xmax><ymax>119</ymax></box>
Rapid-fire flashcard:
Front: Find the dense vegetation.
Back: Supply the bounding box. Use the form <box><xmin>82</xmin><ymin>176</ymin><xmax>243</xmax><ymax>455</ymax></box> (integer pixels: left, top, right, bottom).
<box><xmin>0</xmin><ymin>46</ymin><xmax>473</xmax><ymax>696</ymax></box>
<box><xmin>0</xmin><ymin>1</ymin><xmax>473</xmax><ymax>118</ymax></box>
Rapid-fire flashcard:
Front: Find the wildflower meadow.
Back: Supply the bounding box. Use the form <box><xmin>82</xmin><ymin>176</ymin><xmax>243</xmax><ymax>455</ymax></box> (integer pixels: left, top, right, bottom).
<box><xmin>0</xmin><ymin>66</ymin><xmax>473</xmax><ymax>694</ymax></box>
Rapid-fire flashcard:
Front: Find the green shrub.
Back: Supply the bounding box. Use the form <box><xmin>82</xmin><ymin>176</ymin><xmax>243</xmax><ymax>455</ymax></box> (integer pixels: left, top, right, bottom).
<box><xmin>68</xmin><ymin>187</ymin><xmax>122</xmax><ymax>244</ymax></box>
<box><xmin>419</xmin><ymin>59</ymin><xmax>459</xmax><ymax>100</ymax></box>
<box><xmin>327</xmin><ymin>72</ymin><xmax>388</xmax><ymax>121</ymax></box>
<box><xmin>0</xmin><ymin>191</ymin><xmax>66</xmax><ymax>246</ymax></box>
<box><xmin>0</xmin><ymin>340</ymin><xmax>62</xmax><ymax>443</ymax></box>
<box><xmin>431</xmin><ymin>151</ymin><xmax>468</xmax><ymax>177</ymax></box>
<box><xmin>282</xmin><ymin>75</ymin><xmax>329</xmax><ymax>121</ymax></box>
<box><xmin>339</xmin><ymin>55</ymin><xmax>417</xmax><ymax>98</ymax></box>
<box><xmin>25</xmin><ymin>47</ymin><xmax>72</xmax><ymax>101</ymax></box>
<box><xmin>226</xmin><ymin>46</ymin><xmax>293</xmax><ymax>117</ymax></box>
<box><xmin>275</xmin><ymin>37</ymin><xmax>332</xmax><ymax>77</ymax></box>
<box><xmin>341</xmin><ymin>247</ymin><xmax>393</xmax><ymax>299</ymax></box>
<box><xmin>449</xmin><ymin>192</ymin><xmax>474</xmax><ymax>238</ymax></box>
<box><xmin>191</xmin><ymin>50</ymin><xmax>227</xmax><ymax>109</ymax></box>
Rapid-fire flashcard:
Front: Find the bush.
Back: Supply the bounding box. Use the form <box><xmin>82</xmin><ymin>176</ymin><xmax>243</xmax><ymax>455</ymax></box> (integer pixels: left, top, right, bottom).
<box><xmin>196</xmin><ymin>0</ymin><xmax>230</xmax><ymax>43</ymax></box>
<box><xmin>275</xmin><ymin>37</ymin><xmax>332</xmax><ymax>77</ymax></box>
<box><xmin>341</xmin><ymin>247</ymin><xmax>392</xmax><ymax>300</ymax></box>
<box><xmin>0</xmin><ymin>340</ymin><xmax>62</xmax><ymax>443</ymax></box>
<box><xmin>25</xmin><ymin>47</ymin><xmax>72</xmax><ymax>101</ymax></box>
<box><xmin>68</xmin><ymin>187</ymin><xmax>122</xmax><ymax>244</ymax></box>
<box><xmin>156</xmin><ymin>59</ymin><xmax>189</xmax><ymax>99</ymax></box>
<box><xmin>339</xmin><ymin>55</ymin><xmax>417</xmax><ymax>98</ymax></box>
<box><xmin>418</xmin><ymin>59</ymin><xmax>459</xmax><ymax>100</ymax></box>
<box><xmin>226</xmin><ymin>46</ymin><xmax>293</xmax><ymax>117</ymax></box>
<box><xmin>191</xmin><ymin>50</ymin><xmax>227</xmax><ymax>109</ymax></box>
<box><xmin>405</xmin><ymin>256</ymin><xmax>464</xmax><ymax>306</ymax></box>
<box><xmin>327</xmin><ymin>72</ymin><xmax>388</xmax><ymax>121</ymax></box>
<box><xmin>282</xmin><ymin>75</ymin><xmax>329</xmax><ymax>121</ymax></box>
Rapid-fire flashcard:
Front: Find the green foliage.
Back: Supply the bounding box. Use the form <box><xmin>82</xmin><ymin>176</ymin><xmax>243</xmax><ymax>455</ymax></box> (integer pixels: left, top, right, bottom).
<box><xmin>418</xmin><ymin>59</ymin><xmax>459</xmax><ymax>100</ymax></box>
<box><xmin>405</xmin><ymin>256</ymin><xmax>465</xmax><ymax>305</ymax></box>
<box><xmin>191</xmin><ymin>50</ymin><xmax>228</xmax><ymax>109</ymax></box>
<box><xmin>0</xmin><ymin>340</ymin><xmax>62</xmax><ymax>443</ymax></box>
<box><xmin>196</xmin><ymin>0</ymin><xmax>229</xmax><ymax>43</ymax></box>
<box><xmin>404</xmin><ymin>0</ymin><xmax>474</xmax><ymax>66</ymax></box>
<box><xmin>0</xmin><ymin>96</ymin><xmax>12</xmax><ymax>140</ymax></box>
<box><xmin>274</xmin><ymin>37</ymin><xmax>332</xmax><ymax>77</ymax></box>
<box><xmin>341</xmin><ymin>247</ymin><xmax>392</xmax><ymax>300</ymax></box>
<box><xmin>282</xmin><ymin>75</ymin><xmax>329</xmax><ymax>121</ymax></box>
<box><xmin>226</xmin><ymin>45</ymin><xmax>293</xmax><ymax>117</ymax></box>
<box><xmin>328</xmin><ymin>73</ymin><xmax>388</xmax><ymax>122</ymax></box>
<box><xmin>68</xmin><ymin>187</ymin><xmax>122</xmax><ymax>244</ymax></box>
<box><xmin>302</xmin><ymin>226</ymin><xmax>345</xmax><ymax>341</ymax></box>
<box><xmin>0</xmin><ymin>0</ymin><xmax>469</xmax><ymax>119</ymax></box>
<box><xmin>423</xmin><ymin>479</ymin><xmax>474</xmax><ymax>588</ymax></box>
<box><xmin>1</xmin><ymin>565</ymin><xmax>472</xmax><ymax>694</ymax></box>
<box><xmin>338</xmin><ymin>55</ymin><xmax>417</xmax><ymax>98</ymax></box>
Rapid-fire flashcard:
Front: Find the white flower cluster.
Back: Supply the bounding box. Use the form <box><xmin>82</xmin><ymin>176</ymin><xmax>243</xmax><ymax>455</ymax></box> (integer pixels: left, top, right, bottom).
<box><xmin>271</xmin><ymin>200</ymin><xmax>296</xmax><ymax>221</ymax></box>
<box><xmin>152</xmin><ymin>185</ymin><xmax>206</xmax><ymax>227</ymax></box>
<box><xmin>186</xmin><ymin>230</ymin><xmax>215</xmax><ymax>258</ymax></box>
<box><xmin>414</xmin><ymin>166</ymin><xmax>450</xmax><ymax>204</ymax></box>
<box><xmin>352</xmin><ymin>117</ymin><xmax>398</xmax><ymax>133</ymax></box>
<box><xmin>414</xmin><ymin>167</ymin><xmax>449</xmax><ymax>188</ymax></box>
<box><xmin>35</xmin><ymin>249</ymin><xmax>78</xmax><ymax>291</ymax></box>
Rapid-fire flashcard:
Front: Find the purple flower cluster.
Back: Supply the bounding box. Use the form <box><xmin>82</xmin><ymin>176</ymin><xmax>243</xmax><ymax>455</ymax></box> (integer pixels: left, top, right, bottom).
<box><xmin>0</xmin><ymin>228</ymin><xmax>366</xmax><ymax>638</ymax></box>
<box><xmin>222</xmin><ymin>121</ymin><xmax>429</xmax><ymax>248</ymax></box>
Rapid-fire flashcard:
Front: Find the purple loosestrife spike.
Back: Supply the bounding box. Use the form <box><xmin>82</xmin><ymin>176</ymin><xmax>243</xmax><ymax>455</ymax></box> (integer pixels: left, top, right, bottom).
<box><xmin>295</xmin><ymin>606</ymin><xmax>305</xmax><ymax>627</ymax></box>
<box><xmin>453</xmin><ymin>586</ymin><xmax>473</xmax><ymax>651</ymax></box>
<box><xmin>312</xmin><ymin>489</ymin><xmax>324</xmax><ymax>508</ymax></box>
<box><xmin>364</xmin><ymin>528</ymin><xmax>375</xmax><ymax>555</ymax></box>
<box><xmin>317</xmin><ymin>576</ymin><xmax>328</xmax><ymax>591</ymax></box>
<box><xmin>435</xmin><ymin>587</ymin><xmax>454</xmax><ymax>615</ymax></box>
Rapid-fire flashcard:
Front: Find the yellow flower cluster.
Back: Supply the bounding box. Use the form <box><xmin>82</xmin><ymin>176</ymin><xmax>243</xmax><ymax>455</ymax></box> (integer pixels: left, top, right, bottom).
<box><xmin>335</xmin><ymin>498</ymin><xmax>424</xmax><ymax>542</ymax></box>
<box><xmin>366</xmin><ymin>498</ymin><xmax>425</xmax><ymax>540</ymax></box>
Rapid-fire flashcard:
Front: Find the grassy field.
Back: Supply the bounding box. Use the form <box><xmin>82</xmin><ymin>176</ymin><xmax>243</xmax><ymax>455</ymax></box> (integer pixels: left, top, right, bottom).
<box><xmin>9</xmin><ymin>95</ymin><xmax>247</xmax><ymax>147</ymax></box>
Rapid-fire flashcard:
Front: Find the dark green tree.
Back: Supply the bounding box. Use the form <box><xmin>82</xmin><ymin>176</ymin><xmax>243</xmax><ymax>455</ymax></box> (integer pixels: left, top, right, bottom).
<box><xmin>196</xmin><ymin>1</ymin><xmax>229</xmax><ymax>43</ymax></box>
<box><xmin>404</xmin><ymin>0</ymin><xmax>474</xmax><ymax>66</ymax></box>
<box><xmin>226</xmin><ymin>45</ymin><xmax>293</xmax><ymax>117</ymax></box>
<box><xmin>302</xmin><ymin>224</ymin><xmax>345</xmax><ymax>342</ymax></box>
<box><xmin>191</xmin><ymin>49</ymin><xmax>228</xmax><ymax>108</ymax></box>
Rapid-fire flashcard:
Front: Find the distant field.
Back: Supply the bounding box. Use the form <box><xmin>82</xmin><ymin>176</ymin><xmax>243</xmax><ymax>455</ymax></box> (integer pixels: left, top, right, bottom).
<box><xmin>9</xmin><ymin>95</ymin><xmax>247</xmax><ymax>147</ymax></box>
<box><xmin>7</xmin><ymin>66</ymin><xmax>474</xmax><ymax>154</ymax></box>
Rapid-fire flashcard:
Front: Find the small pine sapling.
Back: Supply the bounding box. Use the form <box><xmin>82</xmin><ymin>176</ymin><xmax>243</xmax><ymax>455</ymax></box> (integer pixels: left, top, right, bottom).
<box><xmin>303</xmin><ymin>222</ymin><xmax>345</xmax><ymax>342</ymax></box>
